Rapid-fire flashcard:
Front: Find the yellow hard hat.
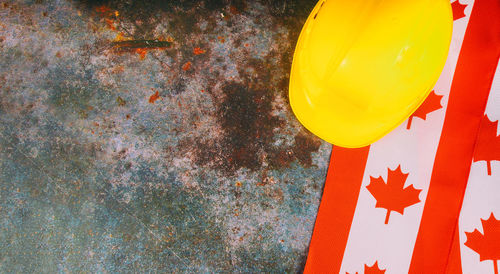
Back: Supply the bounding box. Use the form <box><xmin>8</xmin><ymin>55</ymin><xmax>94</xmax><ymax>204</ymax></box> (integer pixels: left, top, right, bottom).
<box><xmin>289</xmin><ymin>0</ymin><xmax>453</xmax><ymax>148</ymax></box>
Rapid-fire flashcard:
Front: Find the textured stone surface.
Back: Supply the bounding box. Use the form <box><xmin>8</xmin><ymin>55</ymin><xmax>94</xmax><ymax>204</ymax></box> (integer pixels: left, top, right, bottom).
<box><xmin>0</xmin><ymin>0</ymin><xmax>330</xmax><ymax>272</ymax></box>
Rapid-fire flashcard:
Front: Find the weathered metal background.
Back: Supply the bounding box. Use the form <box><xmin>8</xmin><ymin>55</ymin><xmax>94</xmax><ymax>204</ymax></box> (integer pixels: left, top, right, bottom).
<box><xmin>0</xmin><ymin>0</ymin><xmax>331</xmax><ymax>272</ymax></box>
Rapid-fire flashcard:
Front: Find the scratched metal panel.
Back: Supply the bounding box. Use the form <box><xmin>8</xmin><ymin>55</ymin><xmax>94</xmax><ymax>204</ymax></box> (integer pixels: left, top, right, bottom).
<box><xmin>0</xmin><ymin>0</ymin><xmax>330</xmax><ymax>272</ymax></box>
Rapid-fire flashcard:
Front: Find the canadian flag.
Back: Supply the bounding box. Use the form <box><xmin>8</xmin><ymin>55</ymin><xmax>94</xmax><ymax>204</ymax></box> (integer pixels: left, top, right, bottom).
<box><xmin>304</xmin><ymin>0</ymin><xmax>500</xmax><ymax>273</ymax></box>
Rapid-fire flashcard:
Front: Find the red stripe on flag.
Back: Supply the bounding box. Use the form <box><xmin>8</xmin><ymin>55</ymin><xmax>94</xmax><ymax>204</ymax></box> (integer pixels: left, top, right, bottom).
<box><xmin>446</xmin><ymin>224</ymin><xmax>463</xmax><ymax>274</ymax></box>
<box><xmin>304</xmin><ymin>146</ymin><xmax>370</xmax><ymax>273</ymax></box>
<box><xmin>409</xmin><ymin>0</ymin><xmax>500</xmax><ymax>272</ymax></box>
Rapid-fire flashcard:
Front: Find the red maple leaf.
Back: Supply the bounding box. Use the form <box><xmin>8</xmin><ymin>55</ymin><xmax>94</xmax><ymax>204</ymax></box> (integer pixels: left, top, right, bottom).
<box><xmin>346</xmin><ymin>261</ymin><xmax>386</xmax><ymax>274</ymax></box>
<box><xmin>407</xmin><ymin>90</ymin><xmax>443</xmax><ymax>129</ymax></box>
<box><xmin>452</xmin><ymin>1</ymin><xmax>467</xmax><ymax>21</ymax></box>
<box><xmin>465</xmin><ymin>213</ymin><xmax>500</xmax><ymax>274</ymax></box>
<box><xmin>366</xmin><ymin>166</ymin><xmax>421</xmax><ymax>224</ymax></box>
<box><xmin>473</xmin><ymin>115</ymin><xmax>500</xmax><ymax>176</ymax></box>
<box><xmin>365</xmin><ymin>262</ymin><xmax>386</xmax><ymax>274</ymax></box>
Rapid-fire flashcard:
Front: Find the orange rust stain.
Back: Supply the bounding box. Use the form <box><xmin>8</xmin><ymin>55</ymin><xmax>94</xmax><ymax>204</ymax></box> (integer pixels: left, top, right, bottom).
<box><xmin>95</xmin><ymin>5</ymin><xmax>111</xmax><ymax>14</ymax></box>
<box><xmin>149</xmin><ymin>90</ymin><xmax>160</xmax><ymax>104</ymax></box>
<box><xmin>111</xmin><ymin>65</ymin><xmax>124</xmax><ymax>74</ymax></box>
<box><xmin>95</xmin><ymin>5</ymin><xmax>120</xmax><ymax>32</ymax></box>
<box><xmin>113</xmin><ymin>33</ymin><xmax>127</xmax><ymax>42</ymax></box>
<box><xmin>230</xmin><ymin>5</ymin><xmax>240</xmax><ymax>15</ymax></box>
<box><xmin>182</xmin><ymin>61</ymin><xmax>192</xmax><ymax>71</ymax></box>
<box><xmin>193</xmin><ymin>47</ymin><xmax>206</xmax><ymax>55</ymax></box>
<box><xmin>135</xmin><ymin>48</ymin><xmax>148</xmax><ymax>59</ymax></box>
<box><xmin>105</xmin><ymin>18</ymin><xmax>116</xmax><ymax>30</ymax></box>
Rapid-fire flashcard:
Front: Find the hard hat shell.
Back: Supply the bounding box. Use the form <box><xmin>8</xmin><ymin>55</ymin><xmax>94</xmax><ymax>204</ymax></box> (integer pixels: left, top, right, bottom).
<box><xmin>289</xmin><ymin>0</ymin><xmax>453</xmax><ymax>148</ymax></box>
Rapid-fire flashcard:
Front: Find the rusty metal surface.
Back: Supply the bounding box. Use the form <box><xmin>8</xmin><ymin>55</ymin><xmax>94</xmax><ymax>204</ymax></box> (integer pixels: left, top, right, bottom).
<box><xmin>0</xmin><ymin>0</ymin><xmax>331</xmax><ymax>272</ymax></box>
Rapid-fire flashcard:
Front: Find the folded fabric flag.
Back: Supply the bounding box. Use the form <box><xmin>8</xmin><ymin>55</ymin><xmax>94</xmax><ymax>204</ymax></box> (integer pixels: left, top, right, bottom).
<box><xmin>304</xmin><ymin>0</ymin><xmax>500</xmax><ymax>273</ymax></box>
